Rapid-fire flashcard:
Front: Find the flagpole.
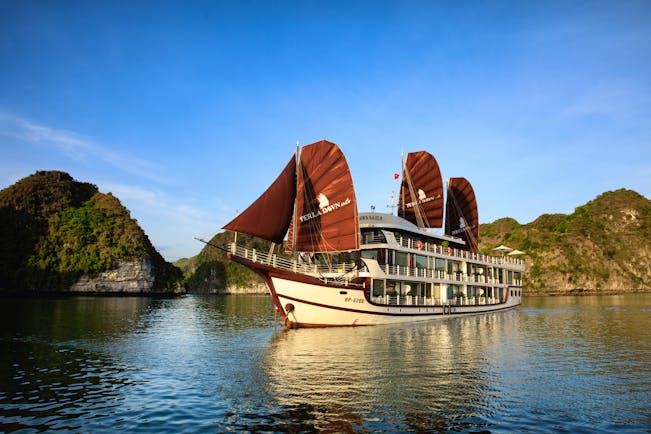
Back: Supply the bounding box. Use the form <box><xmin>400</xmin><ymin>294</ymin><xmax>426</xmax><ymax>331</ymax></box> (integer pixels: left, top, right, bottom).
<box><xmin>389</xmin><ymin>171</ymin><xmax>400</xmax><ymax>215</ymax></box>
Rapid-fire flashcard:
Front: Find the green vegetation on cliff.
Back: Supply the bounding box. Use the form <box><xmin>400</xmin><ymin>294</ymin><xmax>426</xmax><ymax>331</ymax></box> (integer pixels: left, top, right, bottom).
<box><xmin>0</xmin><ymin>171</ymin><xmax>182</xmax><ymax>292</ymax></box>
<box><xmin>479</xmin><ymin>189</ymin><xmax>651</xmax><ymax>294</ymax></box>
<box><xmin>176</xmin><ymin>232</ymin><xmax>273</xmax><ymax>293</ymax></box>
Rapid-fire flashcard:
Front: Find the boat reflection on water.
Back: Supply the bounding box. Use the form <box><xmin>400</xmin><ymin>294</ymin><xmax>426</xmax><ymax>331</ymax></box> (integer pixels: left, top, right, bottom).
<box><xmin>260</xmin><ymin>310</ymin><xmax>522</xmax><ymax>432</ymax></box>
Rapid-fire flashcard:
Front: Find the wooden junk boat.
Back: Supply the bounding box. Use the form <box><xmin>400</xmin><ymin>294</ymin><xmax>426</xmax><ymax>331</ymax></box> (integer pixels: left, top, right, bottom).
<box><xmin>221</xmin><ymin>140</ymin><xmax>524</xmax><ymax>328</ymax></box>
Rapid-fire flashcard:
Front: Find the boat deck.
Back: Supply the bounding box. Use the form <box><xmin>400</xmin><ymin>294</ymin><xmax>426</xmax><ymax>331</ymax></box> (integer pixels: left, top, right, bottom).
<box><xmin>228</xmin><ymin>243</ymin><xmax>523</xmax><ymax>288</ymax></box>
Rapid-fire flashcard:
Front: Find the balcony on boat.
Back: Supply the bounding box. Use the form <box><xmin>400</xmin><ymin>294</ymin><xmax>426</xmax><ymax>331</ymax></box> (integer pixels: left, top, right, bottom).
<box><xmin>378</xmin><ymin>264</ymin><xmax>522</xmax><ymax>286</ymax></box>
<box><xmin>369</xmin><ymin>295</ymin><xmax>503</xmax><ymax>307</ymax></box>
<box><xmin>361</xmin><ymin>230</ymin><xmax>524</xmax><ymax>268</ymax></box>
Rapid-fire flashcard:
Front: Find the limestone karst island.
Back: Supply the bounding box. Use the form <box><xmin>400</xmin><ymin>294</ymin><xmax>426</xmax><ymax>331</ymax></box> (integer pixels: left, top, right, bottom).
<box><xmin>0</xmin><ymin>171</ymin><xmax>182</xmax><ymax>294</ymax></box>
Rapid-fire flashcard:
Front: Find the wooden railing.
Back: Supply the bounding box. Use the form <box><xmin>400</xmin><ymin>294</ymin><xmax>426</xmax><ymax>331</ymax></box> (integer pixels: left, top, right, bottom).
<box><xmin>228</xmin><ymin>243</ymin><xmax>362</xmax><ymax>286</ymax></box>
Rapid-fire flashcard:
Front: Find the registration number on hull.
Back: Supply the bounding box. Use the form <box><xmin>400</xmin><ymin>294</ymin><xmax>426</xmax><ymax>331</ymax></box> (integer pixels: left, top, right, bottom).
<box><xmin>344</xmin><ymin>297</ymin><xmax>364</xmax><ymax>304</ymax></box>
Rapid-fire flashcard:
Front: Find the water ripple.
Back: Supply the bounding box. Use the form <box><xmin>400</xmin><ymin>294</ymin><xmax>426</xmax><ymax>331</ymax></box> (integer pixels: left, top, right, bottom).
<box><xmin>1</xmin><ymin>294</ymin><xmax>650</xmax><ymax>432</ymax></box>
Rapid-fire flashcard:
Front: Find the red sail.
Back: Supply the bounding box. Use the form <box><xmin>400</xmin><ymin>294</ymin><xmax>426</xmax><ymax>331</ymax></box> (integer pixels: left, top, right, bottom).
<box><xmin>287</xmin><ymin>140</ymin><xmax>359</xmax><ymax>252</ymax></box>
<box><xmin>445</xmin><ymin>177</ymin><xmax>479</xmax><ymax>253</ymax></box>
<box><xmin>398</xmin><ymin>151</ymin><xmax>444</xmax><ymax>228</ymax></box>
<box><xmin>222</xmin><ymin>156</ymin><xmax>296</xmax><ymax>244</ymax></box>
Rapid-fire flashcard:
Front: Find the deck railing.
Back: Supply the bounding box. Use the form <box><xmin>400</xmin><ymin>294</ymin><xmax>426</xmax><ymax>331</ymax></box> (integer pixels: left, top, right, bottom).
<box><xmin>228</xmin><ymin>243</ymin><xmax>361</xmax><ymax>286</ymax></box>
<box><xmin>381</xmin><ymin>264</ymin><xmax>521</xmax><ymax>286</ymax></box>
<box><xmin>370</xmin><ymin>295</ymin><xmax>502</xmax><ymax>306</ymax></box>
<box><xmin>363</xmin><ymin>236</ymin><xmax>525</xmax><ymax>267</ymax></box>
<box><xmin>229</xmin><ymin>242</ymin><xmax>523</xmax><ymax>288</ymax></box>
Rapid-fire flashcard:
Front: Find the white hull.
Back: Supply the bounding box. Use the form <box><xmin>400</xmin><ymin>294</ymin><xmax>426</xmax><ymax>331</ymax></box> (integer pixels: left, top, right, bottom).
<box><xmin>271</xmin><ymin>276</ymin><xmax>521</xmax><ymax>327</ymax></box>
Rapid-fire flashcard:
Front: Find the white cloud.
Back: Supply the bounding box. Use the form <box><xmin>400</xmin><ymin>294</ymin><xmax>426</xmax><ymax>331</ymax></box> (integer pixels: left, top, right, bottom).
<box><xmin>100</xmin><ymin>182</ymin><xmax>213</xmax><ymax>224</ymax></box>
<box><xmin>0</xmin><ymin>114</ymin><xmax>167</xmax><ymax>183</ymax></box>
<box><xmin>0</xmin><ymin>113</ymin><xmax>224</xmax><ymax>259</ymax></box>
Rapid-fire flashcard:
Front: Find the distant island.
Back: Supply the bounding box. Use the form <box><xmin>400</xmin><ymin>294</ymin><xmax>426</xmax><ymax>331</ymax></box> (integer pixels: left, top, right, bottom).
<box><xmin>179</xmin><ymin>189</ymin><xmax>651</xmax><ymax>296</ymax></box>
<box><xmin>0</xmin><ymin>171</ymin><xmax>183</xmax><ymax>294</ymax></box>
<box><xmin>2</xmin><ymin>171</ymin><xmax>649</xmax><ymax>296</ymax></box>
<box><xmin>479</xmin><ymin>189</ymin><xmax>651</xmax><ymax>295</ymax></box>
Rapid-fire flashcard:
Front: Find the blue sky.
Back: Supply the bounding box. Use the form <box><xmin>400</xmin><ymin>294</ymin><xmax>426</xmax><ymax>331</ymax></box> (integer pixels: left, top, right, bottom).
<box><xmin>1</xmin><ymin>1</ymin><xmax>650</xmax><ymax>261</ymax></box>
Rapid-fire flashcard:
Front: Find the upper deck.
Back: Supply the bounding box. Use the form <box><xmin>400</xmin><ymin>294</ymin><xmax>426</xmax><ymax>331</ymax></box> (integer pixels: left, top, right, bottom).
<box><xmin>358</xmin><ymin>212</ymin><xmax>525</xmax><ymax>271</ymax></box>
<box><xmin>359</xmin><ymin>212</ymin><xmax>461</xmax><ymax>244</ymax></box>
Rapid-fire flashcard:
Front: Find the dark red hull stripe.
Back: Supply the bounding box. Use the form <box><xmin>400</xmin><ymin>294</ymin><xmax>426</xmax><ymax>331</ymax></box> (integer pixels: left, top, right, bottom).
<box><xmin>276</xmin><ymin>292</ymin><xmax>518</xmax><ymax>318</ymax></box>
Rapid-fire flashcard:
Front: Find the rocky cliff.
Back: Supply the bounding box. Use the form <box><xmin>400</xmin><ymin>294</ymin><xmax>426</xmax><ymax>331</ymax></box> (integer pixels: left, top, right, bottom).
<box><xmin>175</xmin><ymin>232</ymin><xmax>269</xmax><ymax>294</ymax></box>
<box><xmin>479</xmin><ymin>189</ymin><xmax>651</xmax><ymax>295</ymax></box>
<box><xmin>0</xmin><ymin>171</ymin><xmax>183</xmax><ymax>294</ymax></box>
<box><xmin>69</xmin><ymin>259</ymin><xmax>159</xmax><ymax>293</ymax></box>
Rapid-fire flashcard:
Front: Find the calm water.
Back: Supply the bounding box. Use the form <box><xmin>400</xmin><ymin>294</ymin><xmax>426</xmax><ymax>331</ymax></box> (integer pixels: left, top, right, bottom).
<box><xmin>1</xmin><ymin>294</ymin><xmax>650</xmax><ymax>433</ymax></box>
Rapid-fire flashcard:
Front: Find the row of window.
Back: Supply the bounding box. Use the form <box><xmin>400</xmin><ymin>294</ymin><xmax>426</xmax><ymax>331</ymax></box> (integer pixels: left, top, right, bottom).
<box><xmin>371</xmin><ymin>279</ymin><xmax>510</xmax><ymax>300</ymax></box>
<box><xmin>362</xmin><ymin>248</ymin><xmax>521</xmax><ymax>284</ymax></box>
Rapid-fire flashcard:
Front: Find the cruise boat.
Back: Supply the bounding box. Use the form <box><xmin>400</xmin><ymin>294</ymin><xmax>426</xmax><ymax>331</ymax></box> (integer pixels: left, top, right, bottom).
<box><xmin>220</xmin><ymin>139</ymin><xmax>524</xmax><ymax>328</ymax></box>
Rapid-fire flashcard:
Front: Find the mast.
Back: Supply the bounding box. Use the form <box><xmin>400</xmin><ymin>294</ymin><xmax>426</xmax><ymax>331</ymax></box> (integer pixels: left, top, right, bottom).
<box><xmin>291</xmin><ymin>141</ymin><xmax>300</xmax><ymax>257</ymax></box>
<box><xmin>399</xmin><ymin>153</ymin><xmax>405</xmax><ymax>217</ymax></box>
<box><xmin>401</xmin><ymin>155</ymin><xmax>427</xmax><ymax>228</ymax></box>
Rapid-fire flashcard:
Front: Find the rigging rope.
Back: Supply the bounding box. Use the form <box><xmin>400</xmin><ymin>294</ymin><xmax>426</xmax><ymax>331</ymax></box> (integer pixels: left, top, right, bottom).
<box><xmin>447</xmin><ymin>184</ymin><xmax>478</xmax><ymax>252</ymax></box>
<box><xmin>401</xmin><ymin>158</ymin><xmax>429</xmax><ymax>229</ymax></box>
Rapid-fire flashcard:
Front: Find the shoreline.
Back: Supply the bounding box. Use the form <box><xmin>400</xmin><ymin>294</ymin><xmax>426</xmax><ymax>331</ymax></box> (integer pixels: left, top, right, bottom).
<box><xmin>525</xmin><ymin>288</ymin><xmax>651</xmax><ymax>297</ymax></box>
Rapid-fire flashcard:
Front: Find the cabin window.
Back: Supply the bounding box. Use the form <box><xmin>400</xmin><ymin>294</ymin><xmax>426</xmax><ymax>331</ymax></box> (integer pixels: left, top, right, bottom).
<box><xmin>415</xmin><ymin>254</ymin><xmax>427</xmax><ymax>269</ymax></box>
<box><xmin>508</xmin><ymin>271</ymin><xmax>514</xmax><ymax>285</ymax></box>
<box><xmin>449</xmin><ymin>285</ymin><xmax>463</xmax><ymax>299</ymax></box>
<box><xmin>405</xmin><ymin>283</ymin><xmax>415</xmax><ymax>296</ymax></box>
<box><xmin>362</xmin><ymin>250</ymin><xmax>378</xmax><ymax>260</ymax></box>
<box><xmin>386</xmin><ymin>280</ymin><xmax>398</xmax><ymax>296</ymax></box>
<box><xmin>395</xmin><ymin>251</ymin><xmax>409</xmax><ymax>267</ymax></box>
<box><xmin>363</xmin><ymin>230</ymin><xmax>386</xmax><ymax>244</ymax></box>
<box><xmin>372</xmin><ymin>279</ymin><xmax>385</xmax><ymax>297</ymax></box>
